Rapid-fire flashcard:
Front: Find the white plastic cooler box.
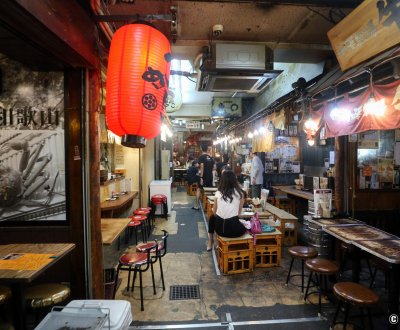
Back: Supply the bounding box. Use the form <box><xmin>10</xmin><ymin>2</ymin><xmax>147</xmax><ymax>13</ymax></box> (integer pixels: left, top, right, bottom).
<box><xmin>35</xmin><ymin>300</ymin><xmax>132</xmax><ymax>330</ymax></box>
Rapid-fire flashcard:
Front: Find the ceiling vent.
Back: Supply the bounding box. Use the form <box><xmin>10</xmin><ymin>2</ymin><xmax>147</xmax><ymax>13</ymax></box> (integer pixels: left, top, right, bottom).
<box><xmin>196</xmin><ymin>44</ymin><xmax>282</xmax><ymax>94</ymax></box>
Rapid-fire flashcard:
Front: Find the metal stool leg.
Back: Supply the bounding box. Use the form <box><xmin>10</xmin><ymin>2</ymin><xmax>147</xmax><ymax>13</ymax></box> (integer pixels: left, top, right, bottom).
<box><xmin>330</xmin><ymin>300</ymin><xmax>342</xmax><ymax>329</ymax></box>
<box><xmin>159</xmin><ymin>256</ymin><xmax>165</xmax><ymax>291</ymax></box>
<box><xmin>286</xmin><ymin>257</ymin><xmax>295</xmax><ymax>285</ymax></box>
<box><xmin>304</xmin><ymin>271</ymin><xmax>313</xmax><ymax>301</ymax></box>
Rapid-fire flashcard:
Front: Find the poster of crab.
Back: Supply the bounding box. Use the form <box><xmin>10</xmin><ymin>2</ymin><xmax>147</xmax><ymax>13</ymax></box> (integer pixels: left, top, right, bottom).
<box><xmin>0</xmin><ymin>54</ymin><xmax>66</xmax><ymax>222</ymax></box>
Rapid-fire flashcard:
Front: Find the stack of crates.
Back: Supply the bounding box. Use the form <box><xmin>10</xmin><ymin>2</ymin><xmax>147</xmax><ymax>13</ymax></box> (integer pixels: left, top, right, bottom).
<box><xmin>254</xmin><ymin>229</ymin><xmax>282</xmax><ymax>267</ymax></box>
<box><xmin>217</xmin><ymin>233</ymin><xmax>254</xmax><ymax>275</ymax></box>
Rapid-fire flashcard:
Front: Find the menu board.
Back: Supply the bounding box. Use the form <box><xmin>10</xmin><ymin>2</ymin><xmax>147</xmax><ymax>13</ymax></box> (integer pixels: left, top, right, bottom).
<box><xmin>313</xmin><ymin>189</ymin><xmax>332</xmax><ymax>218</ymax></box>
<box><xmin>0</xmin><ymin>253</ymin><xmax>55</xmax><ymax>270</ymax></box>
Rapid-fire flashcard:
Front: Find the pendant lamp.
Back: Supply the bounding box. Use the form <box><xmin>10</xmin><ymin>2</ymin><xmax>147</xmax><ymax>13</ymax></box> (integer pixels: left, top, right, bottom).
<box><xmin>106</xmin><ymin>23</ymin><xmax>171</xmax><ymax>148</ymax></box>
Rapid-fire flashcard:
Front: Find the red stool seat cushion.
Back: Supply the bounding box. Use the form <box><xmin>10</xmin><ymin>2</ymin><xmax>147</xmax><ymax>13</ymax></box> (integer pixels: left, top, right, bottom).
<box><xmin>128</xmin><ymin>220</ymin><xmax>141</xmax><ymax>227</ymax></box>
<box><xmin>138</xmin><ymin>207</ymin><xmax>152</xmax><ymax>212</ymax></box>
<box><xmin>119</xmin><ymin>252</ymin><xmax>148</xmax><ymax>265</ymax></box>
<box><xmin>131</xmin><ymin>215</ymin><xmax>147</xmax><ymax>222</ymax></box>
<box><xmin>134</xmin><ymin>209</ymin><xmax>150</xmax><ymax>215</ymax></box>
<box><xmin>136</xmin><ymin>241</ymin><xmax>165</xmax><ymax>253</ymax></box>
<box><xmin>151</xmin><ymin>194</ymin><xmax>167</xmax><ymax>204</ymax></box>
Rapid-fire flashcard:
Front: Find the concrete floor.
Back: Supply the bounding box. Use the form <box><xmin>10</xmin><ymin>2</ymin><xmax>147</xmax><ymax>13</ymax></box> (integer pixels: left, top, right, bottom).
<box><xmin>103</xmin><ymin>187</ymin><xmax>392</xmax><ymax>330</ymax></box>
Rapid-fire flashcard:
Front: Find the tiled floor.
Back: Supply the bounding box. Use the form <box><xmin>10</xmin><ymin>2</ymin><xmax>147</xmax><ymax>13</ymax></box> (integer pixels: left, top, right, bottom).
<box><xmin>103</xmin><ymin>187</ymin><xmax>393</xmax><ymax>329</ymax></box>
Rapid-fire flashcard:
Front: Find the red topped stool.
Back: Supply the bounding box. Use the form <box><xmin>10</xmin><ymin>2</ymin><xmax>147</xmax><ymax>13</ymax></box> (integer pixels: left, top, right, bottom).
<box><xmin>131</xmin><ymin>215</ymin><xmax>148</xmax><ymax>242</ymax></box>
<box><xmin>151</xmin><ymin>194</ymin><xmax>168</xmax><ymax>220</ymax></box>
<box><xmin>127</xmin><ymin>219</ymin><xmax>146</xmax><ymax>245</ymax></box>
<box><xmin>113</xmin><ymin>243</ymin><xmax>160</xmax><ymax>311</ymax></box>
<box><xmin>134</xmin><ymin>208</ymin><xmax>152</xmax><ymax>236</ymax></box>
<box><xmin>136</xmin><ymin>230</ymin><xmax>168</xmax><ymax>291</ymax></box>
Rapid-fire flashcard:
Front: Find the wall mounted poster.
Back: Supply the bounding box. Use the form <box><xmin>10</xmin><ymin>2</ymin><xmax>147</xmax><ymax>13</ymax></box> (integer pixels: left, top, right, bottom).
<box><xmin>0</xmin><ymin>55</ymin><xmax>66</xmax><ymax>223</ymax></box>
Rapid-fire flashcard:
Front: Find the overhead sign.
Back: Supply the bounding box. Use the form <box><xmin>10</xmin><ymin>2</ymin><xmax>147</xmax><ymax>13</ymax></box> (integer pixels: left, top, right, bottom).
<box><xmin>185</xmin><ymin>121</ymin><xmax>201</xmax><ymax>129</ymax></box>
<box><xmin>211</xmin><ymin>97</ymin><xmax>242</xmax><ymax>118</ymax></box>
<box><xmin>328</xmin><ymin>0</ymin><xmax>400</xmax><ymax>71</ymax></box>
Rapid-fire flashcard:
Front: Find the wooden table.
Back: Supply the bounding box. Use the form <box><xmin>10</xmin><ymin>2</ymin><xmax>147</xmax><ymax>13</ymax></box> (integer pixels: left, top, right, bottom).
<box><xmin>322</xmin><ymin>224</ymin><xmax>400</xmax><ymax>325</ymax></box>
<box><xmin>272</xmin><ymin>185</ymin><xmax>314</xmax><ymax>200</ymax></box>
<box><xmin>100</xmin><ymin>191</ymin><xmax>138</xmax><ymax>218</ymax></box>
<box><xmin>101</xmin><ymin>218</ymin><xmax>131</xmax><ymax>249</ymax></box>
<box><xmin>0</xmin><ymin>243</ymin><xmax>75</xmax><ymax>330</ymax></box>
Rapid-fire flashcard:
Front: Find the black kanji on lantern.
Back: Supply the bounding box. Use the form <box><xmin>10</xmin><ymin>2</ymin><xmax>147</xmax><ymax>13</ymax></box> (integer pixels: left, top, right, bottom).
<box><xmin>142</xmin><ymin>67</ymin><xmax>165</xmax><ymax>89</ymax></box>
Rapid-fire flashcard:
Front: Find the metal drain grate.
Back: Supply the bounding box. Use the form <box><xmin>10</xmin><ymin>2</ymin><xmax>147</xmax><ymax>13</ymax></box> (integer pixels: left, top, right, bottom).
<box><xmin>169</xmin><ymin>285</ymin><xmax>200</xmax><ymax>300</ymax></box>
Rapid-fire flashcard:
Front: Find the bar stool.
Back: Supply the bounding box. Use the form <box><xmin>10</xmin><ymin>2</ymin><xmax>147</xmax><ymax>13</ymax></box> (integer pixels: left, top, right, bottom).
<box><xmin>134</xmin><ymin>208</ymin><xmax>152</xmax><ymax>236</ymax></box>
<box><xmin>286</xmin><ymin>246</ymin><xmax>318</xmax><ymax>293</ymax></box>
<box><xmin>304</xmin><ymin>258</ymin><xmax>339</xmax><ymax>315</ymax></box>
<box><xmin>25</xmin><ymin>283</ymin><xmax>70</xmax><ymax>325</ymax></box>
<box><xmin>151</xmin><ymin>194</ymin><xmax>168</xmax><ymax>220</ymax></box>
<box><xmin>0</xmin><ymin>285</ymin><xmax>12</xmax><ymax>327</ymax></box>
<box><xmin>113</xmin><ymin>243</ymin><xmax>159</xmax><ymax>311</ymax></box>
<box><xmin>130</xmin><ymin>215</ymin><xmax>148</xmax><ymax>241</ymax></box>
<box><xmin>331</xmin><ymin>282</ymin><xmax>379</xmax><ymax>329</ymax></box>
<box><xmin>0</xmin><ymin>286</ymin><xmax>11</xmax><ymax>306</ymax></box>
<box><xmin>136</xmin><ymin>230</ymin><xmax>168</xmax><ymax>291</ymax></box>
<box><xmin>127</xmin><ymin>219</ymin><xmax>146</xmax><ymax>245</ymax></box>
<box><xmin>138</xmin><ymin>207</ymin><xmax>154</xmax><ymax>224</ymax></box>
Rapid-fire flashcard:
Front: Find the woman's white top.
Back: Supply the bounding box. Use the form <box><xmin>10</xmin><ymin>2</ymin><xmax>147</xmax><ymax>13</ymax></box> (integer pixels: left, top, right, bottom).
<box><xmin>215</xmin><ymin>189</ymin><xmax>241</xmax><ymax>219</ymax></box>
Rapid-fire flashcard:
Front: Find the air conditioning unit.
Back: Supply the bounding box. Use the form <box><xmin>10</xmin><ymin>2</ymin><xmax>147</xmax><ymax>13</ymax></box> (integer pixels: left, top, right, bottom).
<box><xmin>196</xmin><ymin>44</ymin><xmax>282</xmax><ymax>93</ymax></box>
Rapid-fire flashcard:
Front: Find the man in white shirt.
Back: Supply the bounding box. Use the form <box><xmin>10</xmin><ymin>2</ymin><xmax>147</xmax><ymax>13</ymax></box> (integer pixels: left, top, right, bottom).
<box><xmin>250</xmin><ymin>151</ymin><xmax>264</xmax><ymax>198</ymax></box>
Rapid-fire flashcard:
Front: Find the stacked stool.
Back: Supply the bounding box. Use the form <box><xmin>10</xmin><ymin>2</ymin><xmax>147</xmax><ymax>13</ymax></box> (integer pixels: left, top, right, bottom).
<box><xmin>304</xmin><ymin>258</ymin><xmax>340</xmax><ymax>315</ymax></box>
<box><xmin>331</xmin><ymin>282</ymin><xmax>379</xmax><ymax>329</ymax></box>
<box><xmin>150</xmin><ymin>194</ymin><xmax>168</xmax><ymax>220</ymax></box>
<box><xmin>285</xmin><ymin>246</ymin><xmax>318</xmax><ymax>293</ymax></box>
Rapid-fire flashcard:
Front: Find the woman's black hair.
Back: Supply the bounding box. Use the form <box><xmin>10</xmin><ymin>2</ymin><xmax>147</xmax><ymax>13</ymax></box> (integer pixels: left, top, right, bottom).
<box><xmin>218</xmin><ymin>169</ymin><xmax>244</xmax><ymax>203</ymax></box>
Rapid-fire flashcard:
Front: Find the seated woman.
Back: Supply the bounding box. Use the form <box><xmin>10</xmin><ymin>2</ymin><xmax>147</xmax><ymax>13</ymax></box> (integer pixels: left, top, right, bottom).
<box><xmin>207</xmin><ymin>169</ymin><xmax>246</xmax><ymax>251</ymax></box>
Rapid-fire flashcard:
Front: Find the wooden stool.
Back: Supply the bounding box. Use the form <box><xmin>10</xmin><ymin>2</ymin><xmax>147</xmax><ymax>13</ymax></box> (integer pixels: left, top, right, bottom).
<box><xmin>25</xmin><ymin>283</ymin><xmax>70</xmax><ymax>325</ymax></box>
<box><xmin>285</xmin><ymin>246</ymin><xmax>318</xmax><ymax>293</ymax></box>
<box><xmin>217</xmin><ymin>233</ymin><xmax>254</xmax><ymax>275</ymax></box>
<box><xmin>331</xmin><ymin>282</ymin><xmax>379</xmax><ymax>329</ymax></box>
<box><xmin>304</xmin><ymin>258</ymin><xmax>339</xmax><ymax>315</ymax></box>
<box><xmin>188</xmin><ymin>183</ymin><xmax>198</xmax><ymax>196</ymax></box>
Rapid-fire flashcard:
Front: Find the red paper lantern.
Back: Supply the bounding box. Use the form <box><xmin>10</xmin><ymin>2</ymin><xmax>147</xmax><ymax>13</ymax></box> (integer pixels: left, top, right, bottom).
<box><xmin>106</xmin><ymin>23</ymin><xmax>171</xmax><ymax>148</ymax></box>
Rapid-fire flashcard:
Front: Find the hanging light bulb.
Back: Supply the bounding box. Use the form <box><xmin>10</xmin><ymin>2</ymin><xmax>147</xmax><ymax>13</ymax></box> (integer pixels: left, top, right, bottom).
<box><xmin>247</xmin><ymin>132</ymin><xmax>254</xmax><ymax>139</ymax></box>
<box><xmin>364</xmin><ymin>97</ymin><xmax>386</xmax><ymax>116</ymax></box>
<box><xmin>307</xmin><ymin>138</ymin><xmax>315</xmax><ymax>146</ymax></box>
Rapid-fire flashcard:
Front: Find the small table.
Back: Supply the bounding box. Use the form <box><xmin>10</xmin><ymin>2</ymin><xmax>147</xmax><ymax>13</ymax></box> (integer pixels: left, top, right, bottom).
<box><xmin>0</xmin><ymin>243</ymin><xmax>75</xmax><ymax>330</ymax></box>
<box><xmin>100</xmin><ymin>191</ymin><xmax>138</xmax><ymax>218</ymax></box>
<box><xmin>322</xmin><ymin>224</ymin><xmax>400</xmax><ymax>327</ymax></box>
<box><xmin>101</xmin><ymin>218</ymin><xmax>131</xmax><ymax>249</ymax></box>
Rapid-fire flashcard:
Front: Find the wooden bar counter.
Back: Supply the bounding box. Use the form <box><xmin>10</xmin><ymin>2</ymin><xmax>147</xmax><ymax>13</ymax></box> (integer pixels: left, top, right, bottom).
<box><xmin>101</xmin><ymin>218</ymin><xmax>131</xmax><ymax>246</ymax></box>
<box><xmin>100</xmin><ymin>191</ymin><xmax>138</xmax><ymax>218</ymax></box>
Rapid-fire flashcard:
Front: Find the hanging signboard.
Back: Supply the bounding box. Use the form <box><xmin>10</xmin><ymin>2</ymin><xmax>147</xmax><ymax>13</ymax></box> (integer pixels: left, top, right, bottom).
<box><xmin>211</xmin><ymin>97</ymin><xmax>242</xmax><ymax>118</ymax></box>
<box><xmin>328</xmin><ymin>0</ymin><xmax>400</xmax><ymax>71</ymax></box>
<box><xmin>185</xmin><ymin>121</ymin><xmax>201</xmax><ymax>129</ymax></box>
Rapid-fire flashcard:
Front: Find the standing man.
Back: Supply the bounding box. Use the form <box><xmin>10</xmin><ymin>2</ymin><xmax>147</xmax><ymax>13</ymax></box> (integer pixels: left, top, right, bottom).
<box><xmin>250</xmin><ymin>150</ymin><xmax>264</xmax><ymax>198</ymax></box>
<box><xmin>187</xmin><ymin>160</ymin><xmax>201</xmax><ymax>209</ymax></box>
<box><xmin>198</xmin><ymin>144</ymin><xmax>214</xmax><ymax>189</ymax></box>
